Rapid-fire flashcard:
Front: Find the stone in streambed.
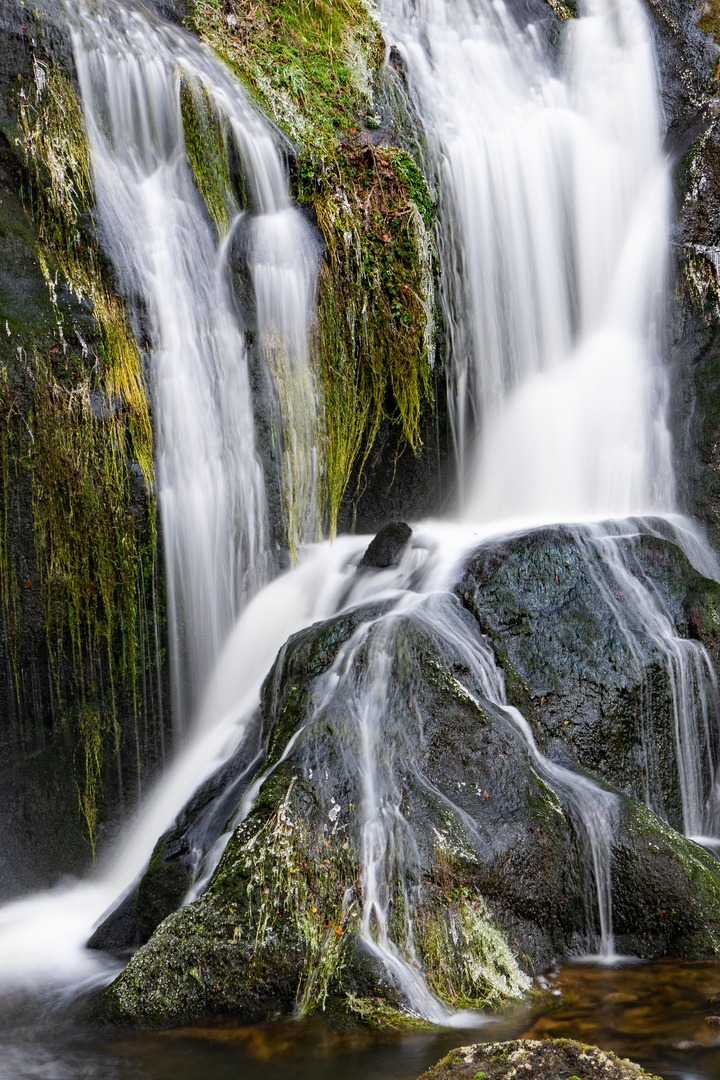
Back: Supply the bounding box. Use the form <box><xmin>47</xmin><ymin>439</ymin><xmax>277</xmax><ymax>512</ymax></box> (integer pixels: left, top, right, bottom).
<box><xmin>358</xmin><ymin>521</ymin><xmax>412</xmax><ymax>568</ymax></box>
<box><xmin>416</xmin><ymin>1039</ymin><xmax>661</xmax><ymax>1080</ymax></box>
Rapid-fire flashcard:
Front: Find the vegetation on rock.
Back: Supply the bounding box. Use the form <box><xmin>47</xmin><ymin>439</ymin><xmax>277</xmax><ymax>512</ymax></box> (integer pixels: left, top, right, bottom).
<box><xmin>417</xmin><ymin>1039</ymin><xmax>662</xmax><ymax>1080</ymax></box>
<box><xmin>187</xmin><ymin>0</ymin><xmax>436</xmax><ymax>533</ymax></box>
<box><xmin>4</xmin><ymin>56</ymin><xmax>164</xmax><ymax>852</ymax></box>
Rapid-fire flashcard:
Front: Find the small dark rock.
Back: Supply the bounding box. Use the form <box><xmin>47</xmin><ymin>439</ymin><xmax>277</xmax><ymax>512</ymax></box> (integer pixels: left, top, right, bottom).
<box><xmin>87</xmin><ymin>889</ymin><xmax>139</xmax><ymax>954</ymax></box>
<box><xmin>358</xmin><ymin>521</ymin><xmax>412</xmax><ymax>569</ymax></box>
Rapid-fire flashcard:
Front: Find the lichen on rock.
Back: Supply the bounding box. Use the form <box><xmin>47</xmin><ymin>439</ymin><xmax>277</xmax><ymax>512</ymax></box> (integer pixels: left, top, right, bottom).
<box><xmin>416</xmin><ymin>1039</ymin><xmax>662</xmax><ymax>1080</ymax></box>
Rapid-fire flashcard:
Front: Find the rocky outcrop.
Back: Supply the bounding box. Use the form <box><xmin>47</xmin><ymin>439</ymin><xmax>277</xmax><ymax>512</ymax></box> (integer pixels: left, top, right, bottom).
<box><xmin>456</xmin><ymin>521</ymin><xmax>720</xmax><ymax>831</ymax></box>
<box><xmin>0</xmin><ymin>0</ymin><xmax>168</xmax><ymax>881</ymax></box>
<box><xmin>90</xmin><ymin>524</ymin><xmax>720</xmax><ymax>1029</ymax></box>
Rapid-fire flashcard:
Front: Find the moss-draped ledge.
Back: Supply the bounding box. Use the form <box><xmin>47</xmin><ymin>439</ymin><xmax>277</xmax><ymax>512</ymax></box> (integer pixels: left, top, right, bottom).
<box><xmin>184</xmin><ymin>0</ymin><xmax>437</xmax><ymax>533</ymax></box>
<box><xmin>2</xmin><ymin>51</ymin><xmax>166</xmax><ymax>854</ymax></box>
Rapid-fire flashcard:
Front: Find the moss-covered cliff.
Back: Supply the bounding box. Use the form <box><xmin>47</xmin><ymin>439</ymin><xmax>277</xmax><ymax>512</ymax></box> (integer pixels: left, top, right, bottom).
<box><xmin>0</xmin><ymin>3</ymin><xmax>168</xmax><ymax>886</ymax></box>
<box><xmin>185</xmin><ymin>0</ymin><xmax>442</xmax><ymax>534</ymax></box>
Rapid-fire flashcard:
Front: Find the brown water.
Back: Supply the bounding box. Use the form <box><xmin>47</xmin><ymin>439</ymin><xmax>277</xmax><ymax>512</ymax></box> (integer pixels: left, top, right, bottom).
<box><xmin>6</xmin><ymin>961</ymin><xmax>720</xmax><ymax>1080</ymax></box>
<box><xmin>525</xmin><ymin>960</ymin><xmax>720</xmax><ymax>1079</ymax></box>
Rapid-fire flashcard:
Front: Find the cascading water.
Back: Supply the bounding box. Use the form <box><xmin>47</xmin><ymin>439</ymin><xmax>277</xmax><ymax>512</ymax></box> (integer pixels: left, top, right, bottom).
<box><xmin>68</xmin><ymin>0</ymin><xmax>319</xmax><ymax>728</ymax></box>
<box><xmin>2</xmin><ymin>0</ymin><xmax>720</xmax><ymax>1045</ymax></box>
<box><xmin>383</xmin><ymin>0</ymin><xmax>673</xmax><ymax>522</ymax></box>
<box><xmin>571</xmin><ymin>519</ymin><xmax>720</xmax><ymax>840</ymax></box>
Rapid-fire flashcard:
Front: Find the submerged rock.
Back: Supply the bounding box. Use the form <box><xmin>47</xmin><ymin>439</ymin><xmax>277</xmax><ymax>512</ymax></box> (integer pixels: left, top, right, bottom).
<box><xmin>417</xmin><ymin>1039</ymin><xmax>661</xmax><ymax>1080</ymax></box>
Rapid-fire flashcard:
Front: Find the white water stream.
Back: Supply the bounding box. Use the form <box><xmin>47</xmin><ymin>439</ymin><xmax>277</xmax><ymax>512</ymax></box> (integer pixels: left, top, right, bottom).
<box><xmin>0</xmin><ymin>0</ymin><xmax>718</xmax><ymax>1035</ymax></box>
<box><xmin>69</xmin><ymin>0</ymin><xmax>319</xmax><ymax>728</ymax></box>
<box><xmin>383</xmin><ymin>0</ymin><xmax>673</xmax><ymax>521</ymax></box>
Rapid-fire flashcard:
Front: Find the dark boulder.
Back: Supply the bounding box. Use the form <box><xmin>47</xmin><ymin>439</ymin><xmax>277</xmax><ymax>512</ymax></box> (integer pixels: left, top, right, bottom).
<box><xmin>90</xmin><ymin>565</ymin><xmax>720</xmax><ymax>1028</ymax></box>
<box><xmin>456</xmin><ymin>520</ymin><xmax>720</xmax><ymax>833</ymax></box>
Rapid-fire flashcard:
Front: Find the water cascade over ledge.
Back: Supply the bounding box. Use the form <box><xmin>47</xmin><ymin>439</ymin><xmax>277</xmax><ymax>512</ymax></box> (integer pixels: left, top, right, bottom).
<box><xmin>2</xmin><ymin>0</ymin><xmax>720</xmax><ymax>1039</ymax></box>
<box><xmin>382</xmin><ymin>0</ymin><xmax>674</xmax><ymax>521</ymax></box>
<box><xmin>68</xmin><ymin>0</ymin><xmax>320</xmax><ymax>729</ymax></box>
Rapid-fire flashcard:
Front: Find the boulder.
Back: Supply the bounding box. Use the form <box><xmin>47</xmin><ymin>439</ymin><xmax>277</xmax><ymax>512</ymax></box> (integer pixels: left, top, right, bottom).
<box><xmin>416</xmin><ymin>1039</ymin><xmax>661</xmax><ymax>1080</ymax></box>
<box><xmin>456</xmin><ymin>520</ymin><xmax>720</xmax><ymax>833</ymax></box>
<box><xmin>358</xmin><ymin>521</ymin><xmax>413</xmax><ymax>569</ymax></box>
<box><xmin>90</xmin><ymin>541</ymin><xmax>720</xmax><ymax>1027</ymax></box>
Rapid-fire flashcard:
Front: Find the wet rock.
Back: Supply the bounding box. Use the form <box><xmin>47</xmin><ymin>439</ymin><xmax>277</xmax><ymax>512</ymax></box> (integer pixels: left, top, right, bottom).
<box><xmin>91</xmin><ymin>575</ymin><xmax>720</xmax><ymax>1028</ymax></box>
<box><xmin>358</xmin><ymin>521</ymin><xmax>412</xmax><ymax>569</ymax></box>
<box><xmin>455</xmin><ymin>521</ymin><xmax>720</xmax><ymax>832</ymax></box>
<box><xmin>88</xmin><ymin>720</ymin><xmax>264</xmax><ymax>952</ymax></box>
<box><xmin>417</xmin><ymin>1039</ymin><xmax>661</xmax><ymax>1080</ymax></box>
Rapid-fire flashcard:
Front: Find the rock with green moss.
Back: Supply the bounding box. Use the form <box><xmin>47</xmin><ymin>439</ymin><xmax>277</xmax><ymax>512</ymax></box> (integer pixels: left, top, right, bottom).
<box><xmin>92</xmin><ymin>559</ymin><xmax>720</xmax><ymax>1027</ymax></box>
<box><xmin>185</xmin><ymin>0</ymin><xmax>440</xmax><ymax>533</ymax></box>
<box><xmin>0</xmin><ymin>0</ymin><xmax>168</xmax><ymax>880</ymax></box>
<box><xmin>416</xmin><ymin>1039</ymin><xmax>661</xmax><ymax>1080</ymax></box>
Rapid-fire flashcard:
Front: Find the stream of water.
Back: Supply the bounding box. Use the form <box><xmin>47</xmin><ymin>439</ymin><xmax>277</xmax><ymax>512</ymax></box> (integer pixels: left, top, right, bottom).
<box><xmin>1</xmin><ymin>0</ymin><xmax>720</xmax><ymax>1071</ymax></box>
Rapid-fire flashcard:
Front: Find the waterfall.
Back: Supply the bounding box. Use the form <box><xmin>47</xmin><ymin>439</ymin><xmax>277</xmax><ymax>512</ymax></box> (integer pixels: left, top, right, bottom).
<box><xmin>68</xmin><ymin>0</ymin><xmax>319</xmax><ymax>729</ymax></box>
<box><xmin>383</xmin><ymin>0</ymin><xmax>673</xmax><ymax>522</ymax></box>
<box><xmin>1</xmin><ymin>0</ymin><xmax>719</xmax><ymax>1030</ymax></box>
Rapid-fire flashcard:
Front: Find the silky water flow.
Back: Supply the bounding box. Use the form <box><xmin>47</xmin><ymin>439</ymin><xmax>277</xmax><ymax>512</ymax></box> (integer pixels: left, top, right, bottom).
<box><xmin>0</xmin><ymin>0</ymin><xmax>718</xmax><ymax>1034</ymax></box>
<box><xmin>69</xmin><ymin>0</ymin><xmax>321</xmax><ymax>729</ymax></box>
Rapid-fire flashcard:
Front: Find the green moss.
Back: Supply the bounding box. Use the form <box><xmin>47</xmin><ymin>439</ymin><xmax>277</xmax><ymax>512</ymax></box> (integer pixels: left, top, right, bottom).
<box><xmin>543</xmin><ymin>0</ymin><xmax>577</xmax><ymax>18</ymax></box>
<box><xmin>189</xmin><ymin>0</ymin><xmax>384</xmax><ymax>155</ymax></box>
<box><xmin>699</xmin><ymin>1</ymin><xmax>720</xmax><ymax>44</ymax></box>
<box><xmin>213</xmin><ymin>776</ymin><xmax>359</xmax><ymax>1015</ymax></box>
<box><xmin>189</xmin><ymin>0</ymin><xmax>437</xmax><ymax>534</ymax></box>
<box><xmin>304</xmin><ymin>144</ymin><xmax>434</xmax><ymax>532</ymax></box>
<box><xmin>414</xmin><ymin>882</ymin><xmax>532</xmax><ymax>1010</ymax></box>
<box><xmin>180</xmin><ymin>75</ymin><xmax>237</xmax><ymax>233</ymax></box>
<box><xmin>14</xmin><ymin>61</ymin><xmax>158</xmax><ymax>851</ymax></box>
<box><xmin>674</xmin><ymin>136</ymin><xmax>704</xmax><ymax>207</ymax></box>
<box><xmin>343</xmin><ymin>992</ymin><xmax>432</xmax><ymax>1029</ymax></box>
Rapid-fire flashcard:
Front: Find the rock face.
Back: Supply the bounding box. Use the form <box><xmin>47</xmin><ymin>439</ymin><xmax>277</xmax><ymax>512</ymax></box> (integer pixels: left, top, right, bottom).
<box><xmin>0</xmin><ymin>0</ymin><xmax>169</xmax><ymax>885</ymax></box>
<box><xmin>92</xmin><ymin>523</ymin><xmax>720</xmax><ymax>1029</ymax></box>
<box><xmin>455</xmin><ymin>521</ymin><xmax>720</xmax><ymax>833</ymax></box>
<box><xmin>417</xmin><ymin>1040</ymin><xmax>661</xmax><ymax>1080</ymax></box>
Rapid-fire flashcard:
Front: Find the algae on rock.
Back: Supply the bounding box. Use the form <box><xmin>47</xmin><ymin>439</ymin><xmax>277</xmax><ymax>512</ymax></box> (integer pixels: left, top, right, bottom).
<box><xmin>188</xmin><ymin>0</ymin><xmax>437</xmax><ymax>533</ymax></box>
<box><xmin>5</xmin><ymin>54</ymin><xmax>164</xmax><ymax>852</ymax></box>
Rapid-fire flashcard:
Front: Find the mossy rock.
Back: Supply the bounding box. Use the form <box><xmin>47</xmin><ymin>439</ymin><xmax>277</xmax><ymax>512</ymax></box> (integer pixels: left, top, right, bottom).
<box><xmin>0</xmin><ymin>3</ymin><xmax>168</xmax><ymax>864</ymax></box>
<box><xmin>417</xmin><ymin>1039</ymin><xmax>661</xmax><ymax>1080</ymax></box>
<box><xmin>91</xmin><ymin>570</ymin><xmax>720</xmax><ymax>1028</ymax></box>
